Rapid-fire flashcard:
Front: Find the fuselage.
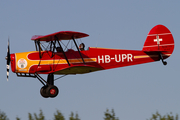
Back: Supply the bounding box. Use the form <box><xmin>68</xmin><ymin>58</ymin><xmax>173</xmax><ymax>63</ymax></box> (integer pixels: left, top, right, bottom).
<box><xmin>10</xmin><ymin>47</ymin><xmax>171</xmax><ymax>75</ymax></box>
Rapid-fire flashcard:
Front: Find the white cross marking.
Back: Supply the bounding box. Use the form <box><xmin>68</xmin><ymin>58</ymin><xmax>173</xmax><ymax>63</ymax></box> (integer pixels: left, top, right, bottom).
<box><xmin>154</xmin><ymin>35</ymin><xmax>162</xmax><ymax>45</ymax></box>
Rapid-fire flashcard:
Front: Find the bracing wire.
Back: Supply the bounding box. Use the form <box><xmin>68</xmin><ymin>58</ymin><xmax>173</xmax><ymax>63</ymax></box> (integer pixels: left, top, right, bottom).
<box><xmin>54</xmin><ymin>74</ymin><xmax>67</xmax><ymax>81</ymax></box>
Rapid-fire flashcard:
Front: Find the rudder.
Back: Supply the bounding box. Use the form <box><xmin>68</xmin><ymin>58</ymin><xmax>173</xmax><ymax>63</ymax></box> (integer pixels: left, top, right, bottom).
<box><xmin>142</xmin><ymin>25</ymin><xmax>174</xmax><ymax>55</ymax></box>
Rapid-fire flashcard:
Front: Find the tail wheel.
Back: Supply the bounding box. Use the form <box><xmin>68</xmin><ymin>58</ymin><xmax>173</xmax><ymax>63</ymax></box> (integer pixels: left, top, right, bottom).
<box><xmin>46</xmin><ymin>85</ymin><xmax>59</xmax><ymax>98</ymax></box>
<box><xmin>40</xmin><ymin>85</ymin><xmax>49</xmax><ymax>98</ymax></box>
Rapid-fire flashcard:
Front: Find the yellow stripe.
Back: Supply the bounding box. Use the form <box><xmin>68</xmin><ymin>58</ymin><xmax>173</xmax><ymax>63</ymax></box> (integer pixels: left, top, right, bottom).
<box><xmin>134</xmin><ymin>55</ymin><xmax>151</xmax><ymax>59</ymax></box>
<box><xmin>39</xmin><ymin>58</ymin><xmax>97</xmax><ymax>65</ymax></box>
<box><xmin>134</xmin><ymin>54</ymin><xmax>171</xmax><ymax>59</ymax></box>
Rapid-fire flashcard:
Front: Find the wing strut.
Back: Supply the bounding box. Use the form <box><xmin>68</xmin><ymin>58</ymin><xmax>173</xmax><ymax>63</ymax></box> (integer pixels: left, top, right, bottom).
<box><xmin>37</xmin><ymin>40</ymin><xmax>42</xmax><ymax>58</ymax></box>
<box><xmin>34</xmin><ymin>41</ymin><xmax>38</xmax><ymax>51</ymax></box>
<box><xmin>72</xmin><ymin>37</ymin><xmax>86</xmax><ymax>65</ymax></box>
<box><xmin>55</xmin><ymin>36</ymin><xmax>71</xmax><ymax>66</ymax></box>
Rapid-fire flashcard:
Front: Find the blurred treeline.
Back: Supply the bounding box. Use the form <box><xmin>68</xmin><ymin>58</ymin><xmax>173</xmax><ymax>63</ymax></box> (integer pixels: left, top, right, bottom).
<box><xmin>0</xmin><ymin>109</ymin><xmax>178</xmax><ymax>120</ymax></box>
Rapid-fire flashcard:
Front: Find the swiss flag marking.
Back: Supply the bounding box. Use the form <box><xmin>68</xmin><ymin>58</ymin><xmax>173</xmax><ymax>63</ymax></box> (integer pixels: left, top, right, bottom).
<box><xmin>154</xmin><ymin>35</ymin><xmax>162</xmax><ymax>45</ymax></box>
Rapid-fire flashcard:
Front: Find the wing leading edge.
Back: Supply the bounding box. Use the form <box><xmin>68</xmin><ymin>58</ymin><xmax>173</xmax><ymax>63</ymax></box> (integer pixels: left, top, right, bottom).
<box><xmin>31</xmin><ymin>31</ymin><xmax>89</xmax><ymax>41</ymax></box>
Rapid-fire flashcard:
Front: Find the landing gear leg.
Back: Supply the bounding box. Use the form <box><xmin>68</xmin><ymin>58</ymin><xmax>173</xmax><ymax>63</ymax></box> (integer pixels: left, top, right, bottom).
<box><xmin>159</xmin><ymin>53</ymin><xmax>167</xmax><ymax>65</ymax></box>
<box><xmin>39</xmin><ymin>73</ymin><xmax>59</xmax><ymax>98</ymax></box>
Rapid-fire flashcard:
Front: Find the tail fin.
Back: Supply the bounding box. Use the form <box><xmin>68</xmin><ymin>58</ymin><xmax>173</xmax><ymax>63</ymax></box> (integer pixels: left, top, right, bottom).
<box><xmin>142</xmin><ymin>25</ymin><xmax>174</xmax><ymax>65</ymax></box>
<box><xmin>142</xmin><ymin>24</ymin><xmax>174</xmax><ymax>54</ymax></box>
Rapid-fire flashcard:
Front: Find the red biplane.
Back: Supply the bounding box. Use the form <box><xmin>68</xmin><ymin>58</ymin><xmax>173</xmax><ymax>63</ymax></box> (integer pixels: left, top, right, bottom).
<box><xmin>6</xmin><ymin>25</ymin><xmax>174</xmax><ymax>98</ymax></box>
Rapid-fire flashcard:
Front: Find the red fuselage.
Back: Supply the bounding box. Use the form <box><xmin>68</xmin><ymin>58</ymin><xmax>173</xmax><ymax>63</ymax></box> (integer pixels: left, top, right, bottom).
<box><xmin>11</xmin><ymin>47</ymin><xmax>171</xmax><ymax>75</ymax></box>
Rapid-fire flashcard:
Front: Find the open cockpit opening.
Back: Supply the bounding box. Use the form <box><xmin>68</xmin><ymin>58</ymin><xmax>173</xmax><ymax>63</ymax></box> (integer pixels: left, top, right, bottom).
<box><xmin>34</xmin><ymin>39</ymin><xmax>86</xmax><ymax>53</ymax></box>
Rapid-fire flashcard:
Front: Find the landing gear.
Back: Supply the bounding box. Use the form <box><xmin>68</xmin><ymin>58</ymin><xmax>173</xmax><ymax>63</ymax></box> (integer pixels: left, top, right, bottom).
<box><xmin>40</xmin><ymin>85</ymin><xmax>59</xmax><ymax>98</ymax></box>
<box><xmin>36</xmin><ymin>73</ymin><xmax>59</xmax><ymax>98</ymax></box>
<box><xmin>40</xmin><ymin>85</ymin><xmax>49</xmax><ymax>98</ymax></box>
<box><xmin>159</xmin><ymin>52</ymin><xmax>167</xmax><ymax>66</ymax></box>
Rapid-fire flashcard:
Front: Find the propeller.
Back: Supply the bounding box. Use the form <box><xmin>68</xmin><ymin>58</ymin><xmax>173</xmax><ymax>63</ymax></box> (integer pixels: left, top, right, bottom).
<box><xmin>6</xmin><ymin>39</ymin><xmax>10</xmax><ymax>81</ymax></box>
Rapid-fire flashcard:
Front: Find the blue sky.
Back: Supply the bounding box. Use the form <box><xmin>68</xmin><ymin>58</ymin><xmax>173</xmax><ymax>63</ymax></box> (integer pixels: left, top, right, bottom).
<box><xmin>1</xmin><ymin>1</ymin><xmax>180</xmax><ymax>120</ymax></box>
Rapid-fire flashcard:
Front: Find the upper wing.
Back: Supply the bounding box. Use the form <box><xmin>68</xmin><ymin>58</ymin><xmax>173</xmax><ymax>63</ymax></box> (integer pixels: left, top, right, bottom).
<box><xmin>31</xmin><ymin>31</ymin><xmax>89</xmax><ymax>41</ymax></box>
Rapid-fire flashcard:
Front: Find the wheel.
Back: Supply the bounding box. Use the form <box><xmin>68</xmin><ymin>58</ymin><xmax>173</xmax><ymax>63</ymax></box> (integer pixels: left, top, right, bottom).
<box><xmin>40</xmin><ymin>85</ymin><xmax>49</xmax><ymax>98</ymax></box>
<box><xmin>46</xmin><ymin>85</ymin><xmax>59</xmax><ymax>98</ymax></box>
<box><xmin>163</xmin><ymin>61</ymin><xmax>167</xmax><ymax>65</ymax></box>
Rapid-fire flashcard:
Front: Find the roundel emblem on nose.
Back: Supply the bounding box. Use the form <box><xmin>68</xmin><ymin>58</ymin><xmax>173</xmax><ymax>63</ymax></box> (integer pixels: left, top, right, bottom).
<box><xmin>18</xmin><ymin>58</ymin><xmax>27</xmax><ymax>68</ymax></box>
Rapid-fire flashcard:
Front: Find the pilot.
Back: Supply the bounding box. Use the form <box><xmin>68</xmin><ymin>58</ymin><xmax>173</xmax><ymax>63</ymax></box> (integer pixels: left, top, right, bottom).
<box><xmin>79</xmin><ymin>43</ymin><xmax>85</xmax><ymax>51</ymax></box>
<box><xmin>56</xmin><ymin>46</ymin><xmax>63</xmax><ymax>52</ymax></box>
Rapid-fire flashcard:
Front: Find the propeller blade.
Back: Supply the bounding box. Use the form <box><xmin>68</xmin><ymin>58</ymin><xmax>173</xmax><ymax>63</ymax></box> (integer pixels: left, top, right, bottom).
<box><xmin>6</xmin><ymin>39</ymin><xmax>10</xmax><ymax>81</ymax></box>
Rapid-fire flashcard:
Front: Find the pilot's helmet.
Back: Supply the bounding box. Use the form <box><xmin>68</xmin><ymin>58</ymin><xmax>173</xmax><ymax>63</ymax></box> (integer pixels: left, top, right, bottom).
<box><xmin>79</xmin><ymin>43</ymin><xmax>85</xmax><ymax>51</ymax></box>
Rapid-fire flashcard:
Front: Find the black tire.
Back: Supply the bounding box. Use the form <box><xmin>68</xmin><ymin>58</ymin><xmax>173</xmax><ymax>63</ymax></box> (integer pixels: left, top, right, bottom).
<box><xmin>46</xmin><ymin>85</ymin><xmax>59</xmax><ymax>98</ymax></box>
<box><xmin>163</xmin><ymin>61</ymin><xmax>167</xmax><ymax>65</ymax></box>
<box><xmin>40</xmin><ymin>85</ymin><xmax>49</xmax><ymax>98</ymax></box>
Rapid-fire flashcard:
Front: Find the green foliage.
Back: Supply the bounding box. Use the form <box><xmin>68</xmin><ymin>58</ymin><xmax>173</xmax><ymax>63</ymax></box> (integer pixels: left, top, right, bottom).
<box><xmin>28</xmin><ymin>113</ymin><xmax>33</xmax><ymax>120</ymax></box>
<box><xmin>104</xmin><ymin>109</ymin><xmax>119</xmax><ymax>120</ymax></box>
<box><xmin>53</xmin><ymin>110</ymin><xmax>65</xmax><ymax>120</ymax></box>
<box><xmin>147</xmin><ymin>111</ymin><xmax>178</xmax><ymax>120</ymax></box>
<box><xmin>69</xmin><ymin>112</ymin><xmax>80</xmax><ymax>120</ymax></box>
<box><xmin>16</xmin><ymin>116</ymin><xmax>21</xmax><ymax>120</ymax></box>
<box><xmin>0</xmin><ymin>110</ymin><xmax>9</xmax><ymax>120</ymax></box>
<box><xmin>28</xmin><ymin>109</ymin><xmax>45</xmax><ymax>120</ymax></box>
<box><xmin>1</xmin><ymin>108</ymin><xmax>179</xmax><ymax>120</ymax></box>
